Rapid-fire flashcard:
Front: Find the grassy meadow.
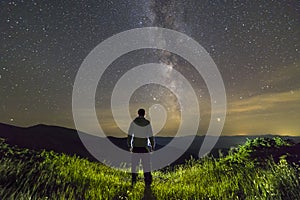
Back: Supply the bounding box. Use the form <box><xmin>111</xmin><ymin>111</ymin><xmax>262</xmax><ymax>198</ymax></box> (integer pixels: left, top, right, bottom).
<box><xmin>0</xmin><ymin>137</ymin><xmax>299</xmax><ymax>199</ymax></box>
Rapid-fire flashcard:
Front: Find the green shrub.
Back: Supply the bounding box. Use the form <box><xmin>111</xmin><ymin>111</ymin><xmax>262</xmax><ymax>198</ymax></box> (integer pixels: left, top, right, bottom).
<box><xmin>0</xmin><ymin>137</ymin><xmax>299</xmax><ymax>199</ymax></box>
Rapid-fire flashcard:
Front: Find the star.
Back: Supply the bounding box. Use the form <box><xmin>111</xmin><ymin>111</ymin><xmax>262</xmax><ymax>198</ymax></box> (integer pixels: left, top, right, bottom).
<box><xmin>0</xmin><ymin>0</ymin><xmax>298</xmax><ymax>136</ymax></box>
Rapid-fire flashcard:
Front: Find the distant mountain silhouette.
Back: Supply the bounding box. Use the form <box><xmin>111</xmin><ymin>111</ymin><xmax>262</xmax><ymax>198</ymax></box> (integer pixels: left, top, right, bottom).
<box><xmin>0</xmin><ymin>123</ymin><xmax>299</xmax><ymax>166</ymax></box>
<box><xmin>0</xmin><ymin>123</ymin><xmax>98</xmax><ymax>161</ymax></box>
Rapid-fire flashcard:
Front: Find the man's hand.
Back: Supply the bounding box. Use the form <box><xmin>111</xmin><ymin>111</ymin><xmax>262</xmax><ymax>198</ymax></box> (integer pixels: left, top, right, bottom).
<box><xmin>149</xmin><ymin>146</ymin><xmax>154</xmax><ymax>152</ymax></box>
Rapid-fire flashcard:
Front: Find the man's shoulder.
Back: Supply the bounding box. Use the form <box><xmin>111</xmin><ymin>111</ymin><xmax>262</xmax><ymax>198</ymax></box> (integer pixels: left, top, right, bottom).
<box><xmin>133</xmin><ymin>117</ymin><xmax>150</xmax><ymax>126</ymax></box>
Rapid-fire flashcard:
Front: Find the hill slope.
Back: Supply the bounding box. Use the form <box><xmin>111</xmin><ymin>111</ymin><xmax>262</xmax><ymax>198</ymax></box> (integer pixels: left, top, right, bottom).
<box><xmin>1</xmin><ymin>123</ymin><xmax>300</xmax><ymax>164</ymax></box>
<box><xmin>0</xmin><ymin>137</ymin><xmax>299</xmax><ymax>199</ymax></box>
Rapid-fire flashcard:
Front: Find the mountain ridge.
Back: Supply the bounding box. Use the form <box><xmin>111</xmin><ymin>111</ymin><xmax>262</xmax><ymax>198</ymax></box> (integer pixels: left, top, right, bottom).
<box><xmin>1</xmin><ymin>123</ymin><xmax>299</xmax><ymax>165</ymax></box>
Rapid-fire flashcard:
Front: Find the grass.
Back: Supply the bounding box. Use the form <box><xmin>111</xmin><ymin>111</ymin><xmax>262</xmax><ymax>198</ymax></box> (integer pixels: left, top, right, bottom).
<box><xmin>0</xmin><ymin>137</ymin><xmax>299</xmax><ymax>199</ymax></box>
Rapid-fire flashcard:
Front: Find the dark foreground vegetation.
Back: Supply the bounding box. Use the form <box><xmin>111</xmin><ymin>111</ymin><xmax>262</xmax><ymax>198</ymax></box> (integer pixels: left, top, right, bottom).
<box><xmin>0</xmin><ymin>137</ymin><xmax>299</xmax><ymax>199</ymax></box>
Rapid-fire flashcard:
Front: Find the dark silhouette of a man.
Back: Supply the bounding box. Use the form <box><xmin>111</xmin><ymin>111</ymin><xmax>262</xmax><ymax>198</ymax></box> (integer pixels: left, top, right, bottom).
<box><xmin>127</xmin><ymin>108</ymin><xmax>155</xmax><ymax>186</ymax></box>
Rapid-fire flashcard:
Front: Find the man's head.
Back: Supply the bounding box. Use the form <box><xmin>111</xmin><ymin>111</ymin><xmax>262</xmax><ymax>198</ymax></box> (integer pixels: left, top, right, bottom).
<box><xmin>138</xmin><ymin>108</ymin><xmax>145</xmax><ymax>117</ymax></box>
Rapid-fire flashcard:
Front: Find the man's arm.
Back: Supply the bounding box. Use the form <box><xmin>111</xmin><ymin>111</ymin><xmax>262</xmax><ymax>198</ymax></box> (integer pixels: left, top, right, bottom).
<box><xmin>148</xmin><ymin>124</ymin><xmax>155</xmax><ymax>150</ymax></box>
<box><xmin>127</xmin><ymin>122</ymin><xmax>133</xmax><ymax>148</ymax></box>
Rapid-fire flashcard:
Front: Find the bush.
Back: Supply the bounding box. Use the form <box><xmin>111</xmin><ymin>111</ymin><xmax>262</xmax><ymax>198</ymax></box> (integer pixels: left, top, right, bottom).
<box><xmin>0</xmin><ymin>137</ymin><xmax>299</xmax><ymax>199</ymax></box>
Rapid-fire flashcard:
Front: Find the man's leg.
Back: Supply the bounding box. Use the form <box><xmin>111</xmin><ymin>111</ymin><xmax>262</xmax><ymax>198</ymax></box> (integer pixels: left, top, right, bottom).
<box><xmin>131</xmin><ymin>150</ymin><xmax>139</xmax><ymax>186</ymax></box>
<box><xmin>141</xmin><ymin>148</ymin><xmax>152</xmax><ymax>186</ymax></box>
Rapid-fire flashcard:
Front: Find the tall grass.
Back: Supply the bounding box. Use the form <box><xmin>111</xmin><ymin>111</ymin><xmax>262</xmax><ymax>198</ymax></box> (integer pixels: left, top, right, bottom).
<box><xmin>0</xmin><ymin>138</ymin><xmax>299</xmax><ymax>199</ymax></box>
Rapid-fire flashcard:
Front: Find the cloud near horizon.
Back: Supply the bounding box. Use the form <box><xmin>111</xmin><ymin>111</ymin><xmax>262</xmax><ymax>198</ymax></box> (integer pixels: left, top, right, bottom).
<box><xmin>222</xmin><ymin>89</ymin><xmax>300</xmax><ymax>136</ymax></box>
<box><xmin>2</xmin><ymin>88</ymin><xmax>299</xmax><ymax>137</ymax></box>
<box><xmin>71</xmin><ymin>89</ymin><xmax>300</xmax><ymax>137</ymax></box>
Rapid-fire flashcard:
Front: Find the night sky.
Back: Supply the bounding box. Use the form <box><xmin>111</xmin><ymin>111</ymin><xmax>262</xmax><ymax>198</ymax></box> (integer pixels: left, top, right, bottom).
<box><xmin>1</xmin><ymin>1</ymin><xmax>299</xmax><ymax>136</ymax></box>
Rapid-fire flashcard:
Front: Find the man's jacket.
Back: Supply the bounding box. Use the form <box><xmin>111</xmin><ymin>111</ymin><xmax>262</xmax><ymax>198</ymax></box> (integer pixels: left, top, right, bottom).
<box><xmin>127</xmin><ymin>116</ymin><xmax>155</xmax><ymax>148</ymax></box>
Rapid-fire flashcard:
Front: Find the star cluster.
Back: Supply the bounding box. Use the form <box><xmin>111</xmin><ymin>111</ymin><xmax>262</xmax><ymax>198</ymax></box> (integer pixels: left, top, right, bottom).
<box><xmin>0</xmin><ymin>0</ymin><xmax>299</xmax><ymax>135</ymax></box>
